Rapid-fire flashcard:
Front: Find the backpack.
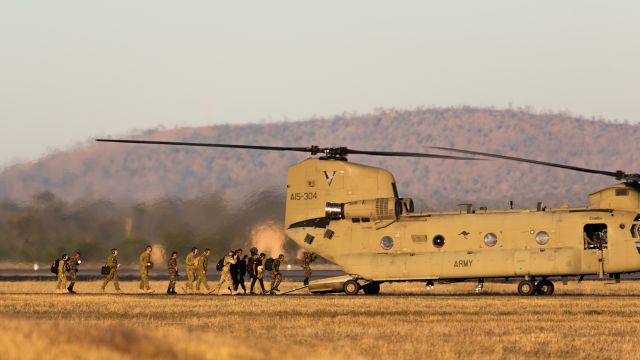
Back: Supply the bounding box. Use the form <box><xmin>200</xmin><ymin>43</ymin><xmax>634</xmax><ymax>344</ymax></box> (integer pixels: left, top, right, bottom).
<box><xmin>247</xmin><ymin>256</ymin><xmax>255</xmax><ymax>275</ymax></box>
<box><xmin>50</xmin><ymin>259</ymin><xmax>59</xmax><ymax>274</ymax></box>
<box><xmin>216</xmin><ymin>257</ymin><xmax>224</xmax><ymax>272</ymax></box>
<box><xmin>264</xmin><ymin>258</ymin><xmax>274</xmax><ymax>272</ymax></box>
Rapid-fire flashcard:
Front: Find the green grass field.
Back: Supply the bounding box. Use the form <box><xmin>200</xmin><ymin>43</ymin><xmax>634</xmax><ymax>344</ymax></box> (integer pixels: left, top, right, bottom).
<box><xmin>1</xmin><ymin>280</ymin><xmax>639</xmax><ymax>359</ymax></box>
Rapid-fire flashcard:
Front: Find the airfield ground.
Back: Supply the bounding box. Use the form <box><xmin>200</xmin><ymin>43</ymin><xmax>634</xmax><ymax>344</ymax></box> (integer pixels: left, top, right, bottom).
<box><xmin>1</xmin><ymin>280</ymin><xmax>639</xmax><ymax>360</ymax></box>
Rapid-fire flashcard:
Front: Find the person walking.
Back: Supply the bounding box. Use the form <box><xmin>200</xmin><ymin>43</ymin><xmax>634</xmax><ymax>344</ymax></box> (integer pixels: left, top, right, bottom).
<box><xmin>213</xmin><ymin>250</ymin><xmax>236</xmax><ymax>295</ymax></box>
<box><xmin>167</xmin><ymin>251</ymin><xmax>178</xmax><ymax>295</ymax></box>
<box><xmin>269</xmin><ymin>254</ymin><xmax>285</xmax><ymax>294</ymax></box>
<box><xmin>66</xmin><ymin>252</ymin><xmax>81</xmax><ymax>294</ymax></box>
<box><xmin>195</xmin><ymin>248</ymin><xmax>212</xmax><ymax>293</ymax></box>
<box><xmin>101</xmin><ymin>248</ymin><xmax>122</xmax><ymax>293</ymax></box>
<box><xmin>182</xmin><ymin>247</ymin><xmax>198</xmax><ymax>294</ymax></box>
<box><xmin>139</xmin><ymin>245</ymin><xmax>154</xmax><ymax>293</ymax></box>
<box><xmin>302</xmin><ymin>251</ymin><xmax>317</xmax><ymax>286</ymax></box>
<box><xmin>55</xmin><ymin>254</ymin><xmax>69</xmax><ymax>294</ymax></box>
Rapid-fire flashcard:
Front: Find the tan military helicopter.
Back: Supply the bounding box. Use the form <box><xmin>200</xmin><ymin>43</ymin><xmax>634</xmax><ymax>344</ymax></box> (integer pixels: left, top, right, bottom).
<box><xmin>97</xmin><ymin>139</ymin><xmax>640</xmax><ymax>296</ymax></box>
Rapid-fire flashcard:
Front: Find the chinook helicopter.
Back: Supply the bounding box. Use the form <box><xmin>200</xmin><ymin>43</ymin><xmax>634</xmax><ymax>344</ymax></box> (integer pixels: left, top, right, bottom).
<box><xmin>97</xmin><ymin>138</ymin><xmax>640</xmax><ymax>296</ymax></box>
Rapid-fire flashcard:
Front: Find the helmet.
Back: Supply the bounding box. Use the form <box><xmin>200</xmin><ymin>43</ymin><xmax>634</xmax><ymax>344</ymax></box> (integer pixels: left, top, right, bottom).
<box><xmin>250</xmin><ymin>247</ymin><xmax>258</xmax><ymax>255</ymax></box>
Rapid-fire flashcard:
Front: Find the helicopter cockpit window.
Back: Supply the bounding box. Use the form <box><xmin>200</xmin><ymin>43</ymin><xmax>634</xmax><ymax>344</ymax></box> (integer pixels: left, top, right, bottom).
<box><xmin>583</xmin><ymin>224</ymin><xmax>608</xmax><ymax>249</ymax></box>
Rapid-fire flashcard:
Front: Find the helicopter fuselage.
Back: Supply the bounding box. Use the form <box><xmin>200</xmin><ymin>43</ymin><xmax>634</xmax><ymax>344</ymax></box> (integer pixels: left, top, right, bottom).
<box><xmin>285</xmin><ymin>158</ymin><xmax>640</xmax><ymax>291</ymax></box>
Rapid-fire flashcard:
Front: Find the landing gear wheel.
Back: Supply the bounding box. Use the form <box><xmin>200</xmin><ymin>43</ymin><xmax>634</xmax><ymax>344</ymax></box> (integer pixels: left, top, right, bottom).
<box><xmin>535</xmin><ymin>279</ymin><xmax>554</xmax><ymax>296</ymax></box>
<box><xmin>517</xmin><ymin>280</ymin><xmax>536</xmax><ymax>296</ymax></box>
<box><xmin>362</xmin><ymin>282</ymin><xmax>380</xmax><ymax>295</ymax></box>
<box><xmin>343</xmin><ymin>280</ymin><xmax>360</xmax><ymax>295</ymax></box>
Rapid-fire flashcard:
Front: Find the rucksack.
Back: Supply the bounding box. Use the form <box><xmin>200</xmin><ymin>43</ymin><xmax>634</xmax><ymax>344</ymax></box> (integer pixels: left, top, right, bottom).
<box><xmin>50</xmin><ymin>259</ymin><xmax>59</xmax><ymax>274</ymax></box>
<box><xmin>247</xmin><ymin>256</ymin><xmax>255</xmax><ymax>274</ymax></box>
<box><xmin>216</xmin><ymin>257</ymin><xmax>224</xmax><ymax>272</ymax></box>
<box><xmin>264</xmin><ymin>258</ymin><xmax>274</xmax><ymax>272</ymax></box>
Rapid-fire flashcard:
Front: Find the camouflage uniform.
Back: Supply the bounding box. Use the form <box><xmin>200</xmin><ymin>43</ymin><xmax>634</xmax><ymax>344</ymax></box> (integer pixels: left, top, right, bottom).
<box><xmin>139</xmin><ymin>251</ymin><xmax>153</xmax><ymax>291</ymax></box>
<box><xmin>302</xmin><ymin>252</ymin><xmax>316</xmax><ymax>286</ymax></box>
<box><xmin>270</xmin><ymin>258</ymin><xmax>282</xmax><ymax>293</ymax></box>
<box><xmin>195</xmin><ymin>254</ymin><xmax>210</xmax><ymax>291</ymax></box>
<box><xmin>67</xmin><ymin>257</ymin><xmax>79</xmax><ymax>293</ymax></box>
<box><xmin>167</xmin><ymin>257</ymin><xmax>178</xmax><ymax>294</ymax></box>
<box><xmin>214</xmin><ymin>254</ymin><xmax>236</xmax><ymax>295</ymax></box>
<box><xmin>56</xmin><ymin>258</ymin><xmax>68</xmax><ymax>293</ymax></box>
<box><xmin>183</xmin><ymin>252</ymin><xmax>197</xmax><ymax>293</ymax></box>
<box><xmin>101</xmin><ymin>254</ymin><xmax>121</xmax><ymax>292</ymax></box>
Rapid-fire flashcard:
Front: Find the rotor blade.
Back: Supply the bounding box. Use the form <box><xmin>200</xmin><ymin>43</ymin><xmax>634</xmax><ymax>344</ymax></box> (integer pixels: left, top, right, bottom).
<box><xmin>346</xmin><ymin>148</ymin><xmax>479</xmax><ymax>160</ymax></box>
<box><xmin>429</xmin><ymin>146</ymin><xmax>625</xmax><ymax>179</ymax></box>
<box><xmin>96</xmin><ymin>139</ymin><xmax>311</xmax><ymax>152</ymax></box>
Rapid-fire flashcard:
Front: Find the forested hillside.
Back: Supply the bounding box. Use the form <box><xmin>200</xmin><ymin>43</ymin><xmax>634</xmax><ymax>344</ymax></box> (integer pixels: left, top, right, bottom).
<box><xmin>1</xmin><ymin>107</ymin><xmax>636</xmax><ymax>209</ymax></box>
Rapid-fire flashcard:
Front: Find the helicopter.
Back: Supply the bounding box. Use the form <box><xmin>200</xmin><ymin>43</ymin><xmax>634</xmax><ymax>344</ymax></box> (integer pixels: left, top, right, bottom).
<box><xmin>96</xmin><ymin>138</ymin><xmax>640</xmax><ymax>296</ymax></box>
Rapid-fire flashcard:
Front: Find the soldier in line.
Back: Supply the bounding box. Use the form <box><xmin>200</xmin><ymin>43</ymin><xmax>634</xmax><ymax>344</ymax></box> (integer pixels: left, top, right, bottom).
<box><xmin>66</xmin><ymin>252</ymin><xmax>81</xmax><ymax>294</ymax></box>
<box><xmin>269</xmin><ymin>254</ymin><xmax>285</xmax><ymax>294</ymax></box>
<box><xmin>182</xmin><ymin>247</ymin><xmax>198</xmax><ymax>294</ymax></box>
<box><xmin>213</xmin><ymin>250</ymin><xmax>236</xmax><ymax>295</ymax></box>
<box><xmin>195</xmin><ymin>248</ymin><xmax>212</xmax><ymax>293</ymax></box>
<box><xmin>139</xmin><ymin>245</ymin><xmax>154</xmax><ymax>293</ymax></box>
<box><xmin>248</xmin><ymin>247</ymin><xmax>261</xmax><ymax>294</ymax></box>
<box><xmin>233</xmin><ymin>250</ymin><xmax>248</xmax><ymax>294</ymax></box>
<box><xmin>302</xmin><ymin>251</ymin><xmax>317</xmax><ymax>286</ymax></box>
<box><xmin>101</xmin><ymin>248</ymin><xmax>122</xmax><ymax>293</ymax></box>
<box><xmin>251</xmin><ymin>253</ymin><xmax>267</xmax><ymax>295</ymax></box>
<box><xmin>55</xmin><ymin>254</ymin><xmax>69</xmax><ymax>294</ymax></box>
<box><xmin>230</xmin><ymin>248</ymin><xmax>241</xmax><ymax>293</ymax></box>
<box><xmin>167</xmin><ymin>251</ymin><xmax>178</xmax><ymax>295</ymax></box>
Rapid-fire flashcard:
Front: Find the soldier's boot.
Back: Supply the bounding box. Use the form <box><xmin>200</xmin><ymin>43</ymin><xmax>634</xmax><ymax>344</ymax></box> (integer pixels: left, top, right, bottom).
<box><xmin>147</xmin><ymin>289</ymin><xmax>155</xmax><ymax>293</ymax></box>
<box><xmin>171</xmin><ymin>287</ymin><xmax>177</xmax><ymax>294</ymax></box>
<box><xmin>167</xmin><ymin>286</ymin><xmax>172</xmax><ymax>294</ymax></box>
<box><xmin>303</xmin><ymin>278</ymin><xmax>309</xmax><ymax>286</ymax></box>
<box><xmin>67</xmin><ymin>284</ymin><xmax>76</xmax><ymax>294</ymax></box>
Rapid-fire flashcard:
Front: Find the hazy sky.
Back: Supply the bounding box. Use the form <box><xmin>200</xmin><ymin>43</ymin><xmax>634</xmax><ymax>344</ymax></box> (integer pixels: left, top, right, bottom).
<box><xmin>1</xmin><ymin>1</ymin><xmax>638</xmax><ymax>167</ymax></box>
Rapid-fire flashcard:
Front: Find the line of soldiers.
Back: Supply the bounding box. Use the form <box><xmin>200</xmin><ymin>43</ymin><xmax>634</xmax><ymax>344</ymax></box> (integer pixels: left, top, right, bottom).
<box><xmin>56</xmin><ymin>245</ymin><xmax>316</xmax><ymax>295</ymax></box>
<box><xmin>178</xmin><ymin>246</ymin><xmax>288</xmax><ymax>295</ymax></box>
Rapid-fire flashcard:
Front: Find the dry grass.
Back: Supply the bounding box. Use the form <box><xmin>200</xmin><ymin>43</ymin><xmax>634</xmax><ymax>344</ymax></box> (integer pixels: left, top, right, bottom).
<box><xmin>1</xmin><ymin>280</ymin><xmax>640</xmax><ymax>360</ymax></box>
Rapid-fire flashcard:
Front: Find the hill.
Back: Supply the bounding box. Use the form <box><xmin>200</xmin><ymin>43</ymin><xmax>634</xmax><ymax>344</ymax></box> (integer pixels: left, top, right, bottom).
<box><xmin>1</xmin><ymin>107</ymin><xmax>638</xmax><ymax>210</ymax></box>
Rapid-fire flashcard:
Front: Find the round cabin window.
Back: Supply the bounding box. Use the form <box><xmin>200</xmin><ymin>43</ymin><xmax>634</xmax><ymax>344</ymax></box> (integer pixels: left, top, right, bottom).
<box><xmin>380</xmin><ymin>236</ymin><xmax>394</xmax><ymax>250</ymax></box>
<box><xmin>484</xmin><ymin>233</ymin><xmax>498</xmax><ymax>247</ymax></box>
<box><xmin>433</xmin><ymin>235</ymin><xmax>445</xmax><ymax>248</ymax></box>
<box><xmin>535</xmin><ymin>231</ymin><xmax>550</xmax><ymax>245</ymax></box>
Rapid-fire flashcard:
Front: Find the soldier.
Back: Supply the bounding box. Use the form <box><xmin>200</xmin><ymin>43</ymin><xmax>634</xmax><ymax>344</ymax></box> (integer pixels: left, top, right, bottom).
<box><xmin>101</xmin><ymin>248</ymin><xmax>122</xmax><ymax>293</ymax></box>
<box><xmin>269</xmin><ymin>254</ymin><xmax>285</xmax><ymax>294</ymax></box>
<box><xmin>233</xmin><ymin>250</ymin><xmax>248</xmax><ymax>294</ymax></box>
<box><xmin>248</xmin><ymin>247</ymin><xmax>261</xmax><ymax>294</ymax></box>
<box><xmin>195</xmin><ymin>248</ymin><xmax>212</xmax><ymax>293</ymax></box>
<box><xmin>66</xmin><ymin>252</ymin><xmax>81</xmax><ymax>294</ymax></box>
<box><xmin>230</xmin><ymin>248</ymin><xmax>241</xmax><ymax>292</ymax></box>
<box><xmin>167</xmin><ymin>251</ymin><xmax>178</xmax><ymax>295</ymax></box>
<box><xmin>182</xmin><ymin>247</ymin><xmax>198</xmax><ymax>294</ymax></box>
<box><xmin>55</xmin><ymin>254</ymin><xmax>69</xmax><ymax>294</ymax></box>
<box><xmin>302</xmin><ymin>251</ymin><xmax>317</xmax><ymax>286</ymax></box>
<box><xmin>213</xmin><ymin>250</ymin><xmax>236</xmax><ymax>295</ymax></box>
<box><xmin>139</xmin><ymin>245</ymin><xmax>154</xmax><ymax>293</ymax></box>
<box><xmin>251</xmin><ymin>252</ymin><xmax>267</xmax><ymax>295</ymax></box>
